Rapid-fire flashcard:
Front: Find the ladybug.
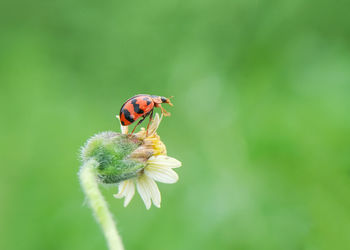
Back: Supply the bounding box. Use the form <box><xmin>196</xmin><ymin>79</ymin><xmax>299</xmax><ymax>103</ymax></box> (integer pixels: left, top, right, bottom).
<box><xmin>119</xmin><ymin>94</ymin><xmax>173</xmax><ymax>134</ymax></box>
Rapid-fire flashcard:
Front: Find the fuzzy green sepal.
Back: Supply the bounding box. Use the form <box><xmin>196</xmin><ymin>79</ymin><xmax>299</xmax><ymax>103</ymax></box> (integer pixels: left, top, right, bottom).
<box><xmin>81</xmin><ymin>131</ymin><xmax>145</xmax><ymax>184</ymax></box>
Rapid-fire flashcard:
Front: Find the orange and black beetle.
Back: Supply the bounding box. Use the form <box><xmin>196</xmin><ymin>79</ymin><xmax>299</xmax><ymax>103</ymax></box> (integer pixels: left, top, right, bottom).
<box><xmin>119</xmin><ymin>94</ymin><xmax>173</xmax><ymax>134</ymax></box>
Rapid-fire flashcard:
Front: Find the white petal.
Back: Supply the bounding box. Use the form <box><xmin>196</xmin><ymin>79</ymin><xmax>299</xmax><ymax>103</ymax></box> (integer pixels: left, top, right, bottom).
<box><xmin>147</xmin><ymin>155</ymin><xmax>182</xmax><ymax>168</ymax></box>
<box><xmin>136</xmin><ymin>175</ymin><xmax>161</xmax><ymax>209</ymax></box>
<box><xmin>113</xmin><ymin>180</ymin><xmax>135</xmax><ymax>207</ymax></box>
<box><xmin>147</xmin><ymin>177</ymin><xmax>161</xmax><ymax>208</ymax></box>
<box><xmin>121</xmin><ymin>125</ymin><xmax>128</xmax><ymax>135</ymax></box>
<box><xmin>114</xmin><ymin>181</ymin><xmax>128</xmax><ymax>198</ymax></box>
<box><xmin>147</xmin><ymin>113</ymin><xmax>162</xmax><ymax>136</ymax></box>
<box><xmin>116</xmin><ymin>115</ymin><xmax>128</xmax><ymax>134</ymax></box>
<box><xmin>123</xmin><ymin>180</ymin><xmax>135</xmax><ymax>207</ymax></box>
<box><xmin>136</xmin><ymin>176</ymin><xmax>152</xmax><ymax>209</ymax></box>
<box><xmin>145</xmin><ymin>165</ymin><xmax>179</xmax><ymax>184</ymax></box>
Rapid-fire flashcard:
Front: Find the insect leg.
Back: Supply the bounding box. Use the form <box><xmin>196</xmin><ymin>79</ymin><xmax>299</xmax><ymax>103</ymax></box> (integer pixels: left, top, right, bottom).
<box><xmin>130</xmin><ymin>115</ymin><xmax>147</xmax><ymax>135</ymax></box>
<box><xmin>159</xmin><ymin>104</ymin><xmax>171</xmax><ymax>116</ymax></box>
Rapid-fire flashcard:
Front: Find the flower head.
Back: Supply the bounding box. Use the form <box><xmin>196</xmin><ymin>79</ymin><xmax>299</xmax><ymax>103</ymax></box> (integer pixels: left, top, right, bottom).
<box><xmin>114</xmin><ymin>114</ymin><xmax>181</xmax><ymax>209</ymax></box>
<box><xmin>81</xmin><ymin>113</ymin><xmax>181</xmax><ymax>209</ymax></box>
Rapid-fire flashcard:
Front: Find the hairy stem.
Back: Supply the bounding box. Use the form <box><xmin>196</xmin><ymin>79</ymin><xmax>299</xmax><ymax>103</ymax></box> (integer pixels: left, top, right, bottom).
<box><xmin>79</xmin><ymin>159</ymin><xmax>124</xmax><ymax>250</ymax></box>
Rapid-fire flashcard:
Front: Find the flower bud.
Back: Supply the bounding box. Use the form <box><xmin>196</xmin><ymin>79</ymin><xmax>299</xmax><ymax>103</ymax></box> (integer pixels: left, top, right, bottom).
<box><xmin>80</xmin><ymin>113</ymin><xmax>181</xmax><ymax>209</ymax></box>
<box><xmin>81</xmin><ymin>131</ymin><xmax>153</xmax><ymax>184</ymax></box>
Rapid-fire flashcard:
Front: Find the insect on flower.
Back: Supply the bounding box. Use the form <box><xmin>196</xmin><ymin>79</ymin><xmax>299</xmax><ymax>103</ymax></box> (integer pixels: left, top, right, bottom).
<box><xmin>118</xmin><ymin>94</ymin><xmax>173</xmax><ymax>134</ymax></box>
<box><xmin>114</xmin><ymin>113</ymin><xmax>182</xmax><ymax>209</ymax></box>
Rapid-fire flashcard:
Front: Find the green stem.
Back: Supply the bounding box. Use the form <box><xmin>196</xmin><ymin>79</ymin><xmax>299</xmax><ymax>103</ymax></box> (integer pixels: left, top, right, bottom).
<box><xmin>79</xmin><ymin>159</ymin><xmax>124</xmax><ymax>250</ymax></box>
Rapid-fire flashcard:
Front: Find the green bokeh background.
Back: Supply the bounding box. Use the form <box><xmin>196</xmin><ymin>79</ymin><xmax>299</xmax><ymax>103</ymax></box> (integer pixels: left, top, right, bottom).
<box><xmin>1</xmin><ymin>0</ymin><xmax>350</xmax><ymax>249</ymax></box>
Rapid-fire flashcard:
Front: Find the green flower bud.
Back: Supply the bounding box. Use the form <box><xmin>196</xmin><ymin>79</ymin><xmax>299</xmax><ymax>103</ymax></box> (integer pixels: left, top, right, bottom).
<box><xmin>81</xmin><ymin>132</ymin><xmax>151</xmax><ymax>184</ymax></box>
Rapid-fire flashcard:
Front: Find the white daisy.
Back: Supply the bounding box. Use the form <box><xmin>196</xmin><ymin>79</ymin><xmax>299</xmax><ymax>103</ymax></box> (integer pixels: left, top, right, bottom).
<box><xmin>114</xmin><ymin>114</ymin><xmax>182</xmax><ymax>209</ymax></box>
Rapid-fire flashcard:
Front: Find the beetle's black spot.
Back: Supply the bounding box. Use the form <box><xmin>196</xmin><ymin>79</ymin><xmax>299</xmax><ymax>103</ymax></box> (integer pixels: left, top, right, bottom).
<box><xmin>123</xmin><ymin>109</ymin><xmax>134</xmax><ymax>123</ymax></box>
<box><xmin>131</xmin><ymin>99</ymin><xmax>144</xmax><ymax>114</ymax></box>
<box><xmin>143</xmin><ymin>97</ymin><xmax>152</xmax><ymax>105</ymax></box>
<box><xmin>121</xmin><ymin>120</ymin><xmax>125</xmax><ymax>125</ymax></box>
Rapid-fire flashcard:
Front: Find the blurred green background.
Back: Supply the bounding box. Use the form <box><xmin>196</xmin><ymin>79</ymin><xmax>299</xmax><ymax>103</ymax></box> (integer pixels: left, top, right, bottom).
<box><xmin>1</xmin><ymin>0</ymin><xmax>350</xmax><ymax>249</ymax></box>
